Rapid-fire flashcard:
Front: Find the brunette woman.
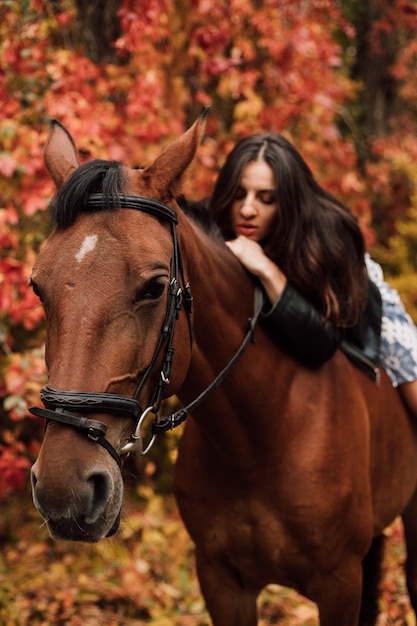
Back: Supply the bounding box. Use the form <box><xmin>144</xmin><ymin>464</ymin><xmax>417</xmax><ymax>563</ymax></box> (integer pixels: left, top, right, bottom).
<box><xmin>208</xmin><ymin>133</ymin><xmax>417</xmax><ymax>414</ymax></box>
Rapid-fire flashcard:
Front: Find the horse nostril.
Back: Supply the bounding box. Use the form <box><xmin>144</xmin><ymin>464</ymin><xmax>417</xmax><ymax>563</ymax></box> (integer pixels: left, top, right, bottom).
<box><xmin>87</xmin><ymin>471</ymin><xmax>112</xmax><ymax>517</ymax></box>
<box><xmin>31</xmin><ymin>469</ymin><xmax>38</xmax><ymax>490</ymax></box>
<box><xmin>30</xmin><ymin>466</ymin><xmax>40</xmax><ymax>499</ymax></box>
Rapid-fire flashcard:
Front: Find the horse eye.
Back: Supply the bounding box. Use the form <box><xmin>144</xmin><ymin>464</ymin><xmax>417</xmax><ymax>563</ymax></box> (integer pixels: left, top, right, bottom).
<box><xmin>29</xmin><ymin>279</ymin><xmax>43</xmax><ymax>301</ymax></box>
<box><xmin>136</xmin><ymin>280</ymin><xmax>166</xmax><ymax>302</ymax></box>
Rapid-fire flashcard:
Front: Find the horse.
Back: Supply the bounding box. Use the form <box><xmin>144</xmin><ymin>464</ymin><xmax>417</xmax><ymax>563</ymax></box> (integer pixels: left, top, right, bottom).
<box><xmin>29</xmin><ymin>111</ymin><xmax>417</xmax><ymax>626</ymax></box>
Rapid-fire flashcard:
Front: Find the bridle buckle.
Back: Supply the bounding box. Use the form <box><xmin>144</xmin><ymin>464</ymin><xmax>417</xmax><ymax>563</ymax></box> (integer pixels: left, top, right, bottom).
<box><xmin>120</xmin><ymin>406</ymin><xmax>157</xmax><ymax>456</ymax></box>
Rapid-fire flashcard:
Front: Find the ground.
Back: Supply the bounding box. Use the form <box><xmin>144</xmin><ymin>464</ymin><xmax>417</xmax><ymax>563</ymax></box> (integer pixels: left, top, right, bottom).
<box><xmin>0</xmin><ymin>477</ymin><xmax>415</xmax><ymax>626</ymax></box>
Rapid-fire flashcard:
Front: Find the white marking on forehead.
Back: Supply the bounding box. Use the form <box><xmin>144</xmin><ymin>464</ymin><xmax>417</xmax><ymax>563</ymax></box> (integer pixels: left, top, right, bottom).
<box><xmin>76</xmin><ymin>234</ymin><xmax>98</xmax><ymax>262</ymax></box>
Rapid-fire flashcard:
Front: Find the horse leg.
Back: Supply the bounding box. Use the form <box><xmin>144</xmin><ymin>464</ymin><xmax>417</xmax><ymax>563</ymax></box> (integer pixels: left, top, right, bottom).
<box><xmin>359</xmin><ymin>535</ymin><xmax>385</xmax><ymax>626</ymax></box>
<box><xmin>311</xmin><ymin>557</ymin><xmax>364</xmax><ymax>626</ymax></box>
<box><xmin>195</xmin><ymin>548</ymin><xmax>259</xmax><ymax>626</ymax></box>
<box><xmin>402</xmin><ymin>493</ymin><xmax>417</xmax><ymax>615</ymax></box>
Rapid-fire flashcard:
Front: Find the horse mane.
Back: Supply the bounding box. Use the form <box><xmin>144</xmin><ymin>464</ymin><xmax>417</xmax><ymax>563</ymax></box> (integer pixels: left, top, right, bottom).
<box><xmin>49</xmin><ymin>159</ymin><xmax>224</xmax><ymax>242</ymax></box>
<box><xmin>49</xmin><ymin>159</ymin><xmax>126</xmax><ymax>229</ymax></box>
<box><xmin>176</xmin><ymin>195</ymin><xmax>223</xmax><ymax>241</ymax></box>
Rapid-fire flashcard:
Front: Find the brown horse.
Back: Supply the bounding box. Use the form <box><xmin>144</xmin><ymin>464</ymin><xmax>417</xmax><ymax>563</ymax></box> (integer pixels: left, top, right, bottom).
<box><xmin>30</xmin><ymin>112</ymin><xmax>417</xmax><ymax>626</ymax></box>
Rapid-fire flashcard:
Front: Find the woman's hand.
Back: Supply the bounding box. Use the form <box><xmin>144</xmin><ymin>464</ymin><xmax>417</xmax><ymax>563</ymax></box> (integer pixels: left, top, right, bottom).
<box><xmin>226</xmin><ymin>235</ymin><xmax>287</xmax><ymax>303</ymax></box>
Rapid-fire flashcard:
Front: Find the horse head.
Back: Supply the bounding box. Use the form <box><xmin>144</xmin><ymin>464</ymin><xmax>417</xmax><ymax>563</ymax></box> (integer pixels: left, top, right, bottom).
<box><xmin>30</xmin><ymin>112</ymin><xmax>207</xmax><ymax>541</ymax></box>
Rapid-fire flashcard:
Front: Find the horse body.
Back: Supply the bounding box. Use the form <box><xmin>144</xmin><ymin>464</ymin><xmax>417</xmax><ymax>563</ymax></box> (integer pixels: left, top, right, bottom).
<box><xmin>176</xmin><ymin>302</ymin><xmax>417</xmax><ymax>623</ymax></box>
<box><xmin>30</xmin><ymin>115</ymin><xmax>417</xmax><ymax>625</ymax></box>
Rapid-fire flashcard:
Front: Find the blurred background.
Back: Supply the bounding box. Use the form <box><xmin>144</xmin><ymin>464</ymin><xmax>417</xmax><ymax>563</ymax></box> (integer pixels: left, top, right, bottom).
<box><xmin>1</xmin><ymin>0</ymin><xmax>417</xmax><ymax>623</ymax></box>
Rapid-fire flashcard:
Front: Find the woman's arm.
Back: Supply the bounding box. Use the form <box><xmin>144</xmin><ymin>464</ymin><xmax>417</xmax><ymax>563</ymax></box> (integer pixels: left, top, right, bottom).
<box><xmin>226</xmin><ymin>236</ymin><xmax>342</xmax><ymax>366</ymax></box>
<box><xmin>225</xmin><ymin>236</ymin><xmax>287</xmax><ymax>302</ymax></box>
<box><xmin>262</xmin><ymin>284</ymin><xmax>343</xmax><ymax>366</ymax></box>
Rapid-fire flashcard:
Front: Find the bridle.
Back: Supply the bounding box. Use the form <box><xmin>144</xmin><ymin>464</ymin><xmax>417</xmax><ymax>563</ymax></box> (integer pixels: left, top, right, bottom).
<box><xmin>29</xmin><ymin>193</ymin><xmax>264</xmax><ymax>469</ymax></box>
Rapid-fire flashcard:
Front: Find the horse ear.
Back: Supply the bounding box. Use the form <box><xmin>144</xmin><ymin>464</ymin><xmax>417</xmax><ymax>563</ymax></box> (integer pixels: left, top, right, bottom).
<box><xmin>44</xmin><ymin>120</ymin><xmax>80</xmax><ymax>190</ymax></box>
<box><xmin>140</xmin><ymin>107</ymin><xmax>209</xmax><ymax>199</ymax></box>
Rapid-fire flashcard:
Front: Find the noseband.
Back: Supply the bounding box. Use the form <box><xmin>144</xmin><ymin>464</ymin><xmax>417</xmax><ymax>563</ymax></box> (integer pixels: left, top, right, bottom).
<box><xmin>30</xmin><ymin>194</ymin><xmax>264</xmax><ymax>468</ymax></box>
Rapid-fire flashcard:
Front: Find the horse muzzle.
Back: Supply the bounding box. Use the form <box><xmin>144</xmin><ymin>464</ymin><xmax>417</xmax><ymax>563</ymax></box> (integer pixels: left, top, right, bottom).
<box><xmin>30</xmin><ymin>426</ymin><xmax>124</xmax><ymax>542</ymax></box>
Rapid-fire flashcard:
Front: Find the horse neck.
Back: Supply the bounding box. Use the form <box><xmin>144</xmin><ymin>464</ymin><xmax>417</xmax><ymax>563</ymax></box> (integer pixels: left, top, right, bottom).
<box><xmin>177</xmin><ymin>215</ymin><xmax>260</xmax><ymax>394</ymax></box>
<box><xmin>180</xmin><ymin>217</ymin><xmax>255</xmax><ymax>339</ymax></box>
<box><xmin>175</xmin><ymin>215</ymin><xmax>298</xmax><ymax>464</ymax></box>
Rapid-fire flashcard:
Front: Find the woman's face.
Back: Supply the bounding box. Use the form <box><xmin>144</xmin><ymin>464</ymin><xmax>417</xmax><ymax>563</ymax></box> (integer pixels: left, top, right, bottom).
<box><xmin>230</xmin><ymin>160</ymin><xmax>277</xmax><ymax>243</ymax></box>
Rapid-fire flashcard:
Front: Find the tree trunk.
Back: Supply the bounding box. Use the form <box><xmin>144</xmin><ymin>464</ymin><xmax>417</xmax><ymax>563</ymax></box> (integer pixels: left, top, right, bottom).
<box><xmin>73</xmin><ymin>0</ymin><xmax>123</xmax><ymax>64</ymax></box>
<box><xmin>346</xmin><ymin>0</ymin><xmax>399</xmax><ymax>153</ymax></box>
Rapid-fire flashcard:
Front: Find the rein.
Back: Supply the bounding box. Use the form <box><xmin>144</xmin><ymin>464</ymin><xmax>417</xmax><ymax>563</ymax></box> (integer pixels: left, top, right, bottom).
<box><xmin>29</xmin><ymin>194</ymin><xmax>264</xmax><ymax>467</ymax></box>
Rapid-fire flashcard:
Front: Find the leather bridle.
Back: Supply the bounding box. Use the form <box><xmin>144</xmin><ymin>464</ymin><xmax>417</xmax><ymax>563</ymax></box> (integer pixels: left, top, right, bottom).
<box><xmin>30</xmin><ymin>193</ymin><xmax>264</xmax><ymax>468</ymax></box>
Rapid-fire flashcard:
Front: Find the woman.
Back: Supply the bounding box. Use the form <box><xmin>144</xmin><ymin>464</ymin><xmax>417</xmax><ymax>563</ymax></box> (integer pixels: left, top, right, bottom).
<box><xmin>208</xmin><ymin>133</ymin><xmax>417</xmax><ymax>415</ymax></box>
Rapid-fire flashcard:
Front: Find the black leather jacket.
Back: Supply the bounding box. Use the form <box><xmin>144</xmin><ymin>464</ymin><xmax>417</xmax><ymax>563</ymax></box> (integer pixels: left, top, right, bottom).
<box><xmin>261</xmin><ymin>278</ymin><xmax>382</xmax><ymax>382</ymax></box>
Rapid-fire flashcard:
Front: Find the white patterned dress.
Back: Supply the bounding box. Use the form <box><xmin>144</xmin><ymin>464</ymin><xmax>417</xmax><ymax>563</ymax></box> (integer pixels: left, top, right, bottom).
<box><xmin>365</xmin><ymin>254</ymin><xmax>417</xmax><ymax>386</ymax></box>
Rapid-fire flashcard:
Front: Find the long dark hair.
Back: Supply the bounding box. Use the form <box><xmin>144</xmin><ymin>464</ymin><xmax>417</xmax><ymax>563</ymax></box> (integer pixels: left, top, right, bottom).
<box><xmin>208</xmin><ymin>133</ymin><xmax>367</xmax><ymax>327</ymax></box>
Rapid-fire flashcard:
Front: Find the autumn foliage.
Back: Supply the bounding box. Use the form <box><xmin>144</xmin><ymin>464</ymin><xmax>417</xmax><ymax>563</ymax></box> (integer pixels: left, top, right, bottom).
<box><xmin>1</xmin><ymin>0</ymin><xmax>417</xmax><ymax>497</ymax></box>
<box><xmin>1</xmin><ymin>0</ymin><xmax>417</xmax><ymax>619</ymax></box>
